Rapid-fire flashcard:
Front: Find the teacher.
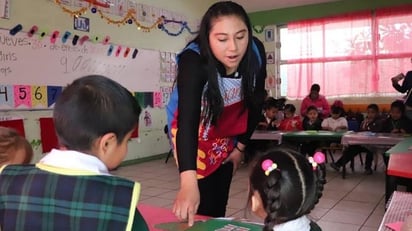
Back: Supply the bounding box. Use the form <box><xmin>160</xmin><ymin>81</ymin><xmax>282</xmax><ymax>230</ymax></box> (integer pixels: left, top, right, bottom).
<box><xmin>392</xmin><ymin>71</ymin><xmax>412</xmax><ymax>120</ymax></box>
<box><xmin>166</xmin><ymin>1</ymin><xmax>266</xmax><ymax>226</ymax></box>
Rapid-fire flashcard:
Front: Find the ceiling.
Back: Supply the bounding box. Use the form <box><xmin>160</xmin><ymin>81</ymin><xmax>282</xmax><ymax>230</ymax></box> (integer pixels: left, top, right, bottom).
<box><xmin>229</xmin><ymin>0</ymin><xmax>342</xmax><ymax>12</ymax></box>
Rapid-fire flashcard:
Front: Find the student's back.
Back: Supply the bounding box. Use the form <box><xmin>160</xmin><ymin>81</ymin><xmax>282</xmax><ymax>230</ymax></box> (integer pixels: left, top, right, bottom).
<box><xmin>0</xmin><ymin>75</ymin><xmax>147</xmax><ymax>231</ymax></box>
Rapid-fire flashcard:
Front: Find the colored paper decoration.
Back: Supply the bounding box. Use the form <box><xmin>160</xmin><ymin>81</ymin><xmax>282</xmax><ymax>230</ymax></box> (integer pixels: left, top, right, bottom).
<box><xmin>31</xmin><ymin>86</ymin><xmax>48</xmax><ymax>108</ymax></box>
<box><xmin>13</xmin><ymin>85</ymin><xmax>32</xmax><ymax>108</ymax></box>
<box><xmin>153</xmin><ymin>91</ymin><xmax>162</xmax><ymax>108</ymax></box>
<box><xmin>0</xmin><ymin>119</ymin><xmax>25</xmax><ymax>137</ymax></box>
<box><xmin>47</xmin><ymin>86</ymin><xmax>63</xmax><ymax>107</ymax></box>
<box><xmin>39</xmin><ymin>117</ymin><xmax>59</xmax><ymax>153</ymax></box>
<box><xmin>0</xmin><ymin>85</ymin><xmax>14</xmax><ymax>108</ymax></box>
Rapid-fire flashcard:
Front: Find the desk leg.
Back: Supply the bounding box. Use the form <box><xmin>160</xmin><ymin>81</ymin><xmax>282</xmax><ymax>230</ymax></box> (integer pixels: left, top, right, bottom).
<box><xmin>385</xmin><ymin>174</ymin><xmax>397</xmax><ymax>204</ymax></box>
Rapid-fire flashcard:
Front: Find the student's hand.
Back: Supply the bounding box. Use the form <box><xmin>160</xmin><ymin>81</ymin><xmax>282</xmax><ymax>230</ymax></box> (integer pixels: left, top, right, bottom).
<box><xmin>391</xmin><ymin>128</ymin><xmax>400</xmax><ymax>133</ymax></box>
<box><xmin>173</xmin><ymin>170</ymin><xmax>199</xmax><ymax>227</ymax></box>
<box><xmin>400</xmin><ymin>129</ymin><xmax>407</xmax><ymax>134</ymax></box>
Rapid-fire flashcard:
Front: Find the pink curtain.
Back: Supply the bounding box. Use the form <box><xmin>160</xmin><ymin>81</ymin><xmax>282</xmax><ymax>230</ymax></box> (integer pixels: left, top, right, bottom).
<box><xmin>284</xmin><ymin>7</ymin><xmax>412</xmax><ymax>99</ymax></box>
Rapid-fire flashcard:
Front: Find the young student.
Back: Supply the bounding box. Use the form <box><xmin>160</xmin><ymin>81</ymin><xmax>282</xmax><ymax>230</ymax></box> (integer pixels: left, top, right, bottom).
<box><xmin>249</xmin><ymin>148</ymin><xmax>326</xmax><ymax>231</ymax></box>
<box><xmin>381</xmin><ymin>100</ymin><xmax>412</xmax><ymax>134</ymax></box>
<box><xmin>0</xmin><ymin>126</ymin><xmax>33</xmax><ymax>167</ymax></box>
<box><xmin>278</xmin><ymin>104</ymin><xmax>303</xmax><ymax>131</ymax></box>
<box><xmin>330</xmin><ymin>104</ymin><xmax>382</xmax><ymax>175</ymax></box>
<box><xmin>301</xmin><ymin>106</ymin><xmax>323</xmax><ymax>156</ymax></box>
<box><xmin>321</xmin><ymin>105</ymin><xmax>348</xmax><ymax>132</ymax></box>
<box><xmin>257</xmin><ymin>97</ymin><xmax>284</xmax><ymax>130</ymax></box>
<box><xmin>166</xmin><ymin>1</ymin><xmax>267</xmax><ymax>225</ymax></box>
<box><xmin>0</xmin><ymin>75</ymin><xmax>148</xmax><ymax>231</ymax></box>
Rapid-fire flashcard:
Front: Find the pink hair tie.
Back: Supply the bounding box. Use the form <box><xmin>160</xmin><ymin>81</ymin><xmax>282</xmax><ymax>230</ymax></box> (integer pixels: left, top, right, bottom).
<box><xmin>308</xmin><ymin>152</ymin><xmax>326</xmax><ymax>170</ymax></box>
<box><xmin>261</xmin><ymin>159</ymin><xmax>278</xmax><ymax>176</ymax></box>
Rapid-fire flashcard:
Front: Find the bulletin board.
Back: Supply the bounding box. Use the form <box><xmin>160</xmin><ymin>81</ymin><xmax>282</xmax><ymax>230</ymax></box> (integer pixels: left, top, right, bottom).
<box><xmin>0</xmin><ymin>28</ymin><xmax>161</xmax><ymax>107</ymax></box>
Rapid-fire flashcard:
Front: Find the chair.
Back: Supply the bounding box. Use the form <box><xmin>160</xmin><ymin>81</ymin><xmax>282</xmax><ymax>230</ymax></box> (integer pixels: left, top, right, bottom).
<box><xmin>341</xmin><ymin>151</ymin><xmax>366</xmax><ymax>179</ymax></box>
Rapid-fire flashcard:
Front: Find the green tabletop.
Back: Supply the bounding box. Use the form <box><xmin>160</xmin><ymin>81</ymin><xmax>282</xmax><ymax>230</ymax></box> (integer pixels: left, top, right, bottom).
<box><xmin>281</xmin><ymin>131</ymin><xmax>344</xmax><ymax>142</ymax></box>
<box><xmin>385</xmin><ymin>137</ymin><xmax>412</xmax><ymax>156</ymax></box>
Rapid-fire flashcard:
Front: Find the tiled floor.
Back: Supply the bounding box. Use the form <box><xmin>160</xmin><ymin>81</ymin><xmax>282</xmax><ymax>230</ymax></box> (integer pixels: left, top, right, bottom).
<box><xmin>112</xmin><ymin>153</ymin><xmax>388</xmax><ymax>231</ymax></box>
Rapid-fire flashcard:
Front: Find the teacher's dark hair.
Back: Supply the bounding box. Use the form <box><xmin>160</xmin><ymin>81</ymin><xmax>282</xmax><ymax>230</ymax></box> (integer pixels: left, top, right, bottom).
<box><xmin>189</xmin><ymin>1</ymin><xmax>261</xmax><ymax>125</ymax></box>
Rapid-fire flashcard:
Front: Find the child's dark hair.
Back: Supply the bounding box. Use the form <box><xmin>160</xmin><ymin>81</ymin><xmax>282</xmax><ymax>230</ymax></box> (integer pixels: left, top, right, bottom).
<box><xmin>306</xmin><ymin>105</ymin><xmax>318</xmax><ymax>114</ymax></box>
<box><xmin>249</xmin><ymin>148</ymin><xmax>326</xmax><ymax>231</ymax></box>
<box><xmin>367</xmin><ymin>104</ymin><xmax>379</xmax><ymax>112</ymax></box>
<box><xmin>53</xmin><ymin>75</ymin><xmax>142</xmax><ymax>152</ymax></box>
<box><xmin>263</xmin><ymin>97</ymin><xmax>277</xmax><ymax>110</ymax></box>
<box><xmin>283</xmin><ymin>104</ymin><xmax>296</xmax><ymax>113</ymax></box>
<box><xmin>331</xmin><ymin>105</ymin><xmax>343</xmax><ymax>116</ymax></box>
<box><xmin>391</xmin><ymin>100</ymin><xmax>405</xmax><ymax>115</ymax></box>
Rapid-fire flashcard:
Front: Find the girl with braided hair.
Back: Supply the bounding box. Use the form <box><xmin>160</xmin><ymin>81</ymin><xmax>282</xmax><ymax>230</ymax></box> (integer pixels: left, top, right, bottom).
<box><xmin>248</xmin><ymin>148</ymin><xmax>326</xmax><ymax>231</ymax></box>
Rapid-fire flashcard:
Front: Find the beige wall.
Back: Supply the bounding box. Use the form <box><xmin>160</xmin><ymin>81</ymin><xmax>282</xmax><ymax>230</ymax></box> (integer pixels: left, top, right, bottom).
<box><xmin>0</xmin><ymin>0</ymin><xmax>215</xmax><ymax>162</ymax></box>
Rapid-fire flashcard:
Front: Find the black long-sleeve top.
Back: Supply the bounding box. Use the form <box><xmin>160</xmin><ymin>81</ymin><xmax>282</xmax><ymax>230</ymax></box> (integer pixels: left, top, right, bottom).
<box><xmin>175</xmin><ymin>38</ymin><xmax>266</xmax><ymax>172</ymax></box>
<box><xmin>393</xmin><ymin>71</ymin><xmax>412</xmax><ymax>107</ymax></box>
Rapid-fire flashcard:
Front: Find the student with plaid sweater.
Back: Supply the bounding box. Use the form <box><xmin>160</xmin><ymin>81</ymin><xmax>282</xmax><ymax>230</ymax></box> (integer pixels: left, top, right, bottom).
<box><xmin>0</xmin><ymin>75</ymin><xmax>147</xmax><ymax>231</ymax></box>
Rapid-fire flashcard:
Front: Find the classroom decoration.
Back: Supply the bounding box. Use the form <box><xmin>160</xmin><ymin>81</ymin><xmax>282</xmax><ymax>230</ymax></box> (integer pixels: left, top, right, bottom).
<box><xmin>0</xmin><ymin>0</ymin><xmax>10</xmax><ymax>19</ymax></box>
<box><xmin>39</xmin><ymin>117</ymin><xmax>59</xmax><ymax>153</ymax></box>
<box><xmin>52</xmin><ymin>0</ymin><xmax>199</xmax><ymax>36</ymax></box>
<box><xmin>0</xmin><ymin>28</ymin><xmax>160</xmax><ymax>95</ymax></box>
<box><xmin>160</xmin><ymin>52</ymin><xmax>176</xmax><ymax>83</ymax></box>
<box><xmin>0</xmin><ymin>119</ymin><xmax>25</xmax><ymax>137</ymax></box>
<box><xmin>252</xmin><ymin>25</ymin><xmax>265</xmax><ymax>34</ymax></box>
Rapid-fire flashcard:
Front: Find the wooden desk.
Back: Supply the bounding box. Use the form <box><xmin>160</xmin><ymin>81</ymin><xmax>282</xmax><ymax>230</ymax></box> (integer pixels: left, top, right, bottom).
<box><xmin>385</xmin><ymin>153</ymin><xmax>412</xmax><ymax>203</ymax></box>
<box><xmin>341</xmin><ymin>132</ymin><xmax>405</xmax><ymax>147</ymax></box>
<box><xmin>379</xmin><ymin>191</ymin><xmax>412</xmax><ymax>231</ymax></box>
<box><xmin>250</xmin><ymin>130</ymin><xmax>283</xmax><ymax>144</ymax></box>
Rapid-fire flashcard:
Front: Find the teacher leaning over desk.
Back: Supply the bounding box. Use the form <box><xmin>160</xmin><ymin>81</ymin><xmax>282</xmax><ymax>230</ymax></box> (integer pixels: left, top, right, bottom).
<box><xmin>392</xmin><ymin>69</ymin><xmax>412</xmax><ymax>120</ymax></box>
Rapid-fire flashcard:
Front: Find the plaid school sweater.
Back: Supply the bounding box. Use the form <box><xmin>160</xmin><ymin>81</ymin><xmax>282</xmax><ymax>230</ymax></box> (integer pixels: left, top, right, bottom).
<box><xmin>0</xmin><ymin>164</ymin><xmax>145</xmax><ymax>231</ymax></box>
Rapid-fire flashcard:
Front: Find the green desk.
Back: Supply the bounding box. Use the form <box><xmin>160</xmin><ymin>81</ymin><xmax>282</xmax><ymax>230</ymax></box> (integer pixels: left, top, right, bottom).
<box><xmin>281</xmin><ymin>131</ymin><xmax>344</xmax><ymax>143</ymax></box>
<box><xmin>385</xmin><ymin>137</ymin><xmax>412</xmax><ymax>156</ymax></box>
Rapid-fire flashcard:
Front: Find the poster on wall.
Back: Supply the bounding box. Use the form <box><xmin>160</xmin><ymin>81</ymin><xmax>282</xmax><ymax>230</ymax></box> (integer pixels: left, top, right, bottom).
<box><xmin>0</xmin><ymin>0</ymin><xmax>10</xmax><ymax>19</ymax></box>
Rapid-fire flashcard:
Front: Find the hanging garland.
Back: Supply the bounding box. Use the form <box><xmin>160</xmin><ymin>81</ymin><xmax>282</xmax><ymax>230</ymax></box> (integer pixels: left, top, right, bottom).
<box><xmin>54</xmin><ymin>0</ymin><xmax>198</xmax><ymax>35</ymax></box>
<box><xmin>252</xmin><ymin>25</ymin><xmax>266</xmax><ymax>34</ymax></box>
<box><xmin>55</xmin><ymin>0</ymin><xmax>88</xmax><ymax>17</ymax></box>
<box><xmin>158</xmin><ymin>19</ymin><xmax>198</xmax><ymax>36</ymax></box>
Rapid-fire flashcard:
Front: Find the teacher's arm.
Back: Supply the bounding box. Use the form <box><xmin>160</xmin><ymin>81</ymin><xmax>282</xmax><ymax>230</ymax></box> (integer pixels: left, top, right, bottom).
<box><xmin>174</xmin><ymin>50</ymin><xmax>207</xmax><ymax>226</ymax></box>
<box><xmin>392</xmin><ymin>71</ymin><xmax>412</xmax><ymax>93</ymax></box>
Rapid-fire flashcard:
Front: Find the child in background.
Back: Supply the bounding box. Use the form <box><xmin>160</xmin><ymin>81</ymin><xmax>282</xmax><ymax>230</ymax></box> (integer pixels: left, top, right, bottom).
<box><xmin>248</xmin><ymin>148</ymin><xmax>326</xmax><ymax>231</ymax></box>
<box><xmin>278</xmin><ymin>104</ymin><xmax>302</xmax><ymax>131</ymax></box>
<box><xmin>321</xmin><ymin>106</ymin><xmax>348</xmax><ymax>132</ymax></box>
<box><xmin>0</xmin><ymin>127</ymin><xmax>33</xmax><ymax>167</ymax></box>
<box><xmin>257</xmin><ymin>97</ymin><xmax>285</xmax><ymax>130</ymax></box>
<box><xmin>381</xmin><ymin>100</ymin><xmax>412</xmax><ymax>134</ymax></box>
<box><xmin>301</xmin><ymin>106</ymin><xmax>323</xmax><ymax>156</ymax></box>
<box><xmin>330</xmin><ymin>104</ymin><xmax>382</xmax><ymax>175</ymax></box>
<box><xmin>0</xmin><ymin>75</ymin><xmax>148</xmax><ymax>231</ymax></box>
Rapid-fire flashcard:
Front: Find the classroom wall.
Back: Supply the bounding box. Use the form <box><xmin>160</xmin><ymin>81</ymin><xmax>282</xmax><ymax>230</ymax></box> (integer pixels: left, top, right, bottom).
<box><xmin>0</xmin><ymin>0</ymin><xmax>215</xmax><ymax>163</ymax></box>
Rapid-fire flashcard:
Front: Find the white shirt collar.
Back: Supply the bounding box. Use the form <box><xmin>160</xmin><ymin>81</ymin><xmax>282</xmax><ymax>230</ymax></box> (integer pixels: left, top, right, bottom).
<box><xmin>273</xmin><ymin>216</ymin><xmax>311</xmax><ymax>231</ymax></box>
<box><xmin>39</xmin><ymin>149</ymin><xmax>109</xmax><ymax>175</ymax></box>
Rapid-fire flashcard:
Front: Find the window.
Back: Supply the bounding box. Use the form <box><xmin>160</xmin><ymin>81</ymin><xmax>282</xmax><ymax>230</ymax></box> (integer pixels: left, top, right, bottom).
<box><xmin>279</xmin><ymin>6</ymin><xmax>412</xmax><ymax>99</ymax></box>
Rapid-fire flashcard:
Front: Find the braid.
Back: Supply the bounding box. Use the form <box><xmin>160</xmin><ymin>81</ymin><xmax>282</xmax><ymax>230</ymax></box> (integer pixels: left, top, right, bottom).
<box><xmin>263</xmin><ymin>170</ymin><xmax>281</xmax><ymax>231</ymax></box>
<box><xmin>314</xmin><ymin>163</ymin><xmax>327</xmax><ymax>206</ymax></box>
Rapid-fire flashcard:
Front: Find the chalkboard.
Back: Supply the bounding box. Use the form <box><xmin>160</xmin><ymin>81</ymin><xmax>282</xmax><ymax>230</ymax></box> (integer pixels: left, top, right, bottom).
<box><xmin>0</xmin><ymin>28</ymin><xmax>160</xmax><ymax>91</ymax></box>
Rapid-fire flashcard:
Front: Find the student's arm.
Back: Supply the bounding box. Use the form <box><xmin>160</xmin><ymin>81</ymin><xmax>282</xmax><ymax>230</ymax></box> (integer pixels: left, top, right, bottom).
<box><xmin>174</xmin><ymin>49</ymin><xmax>207</xmax><ymax>225</ymax></box>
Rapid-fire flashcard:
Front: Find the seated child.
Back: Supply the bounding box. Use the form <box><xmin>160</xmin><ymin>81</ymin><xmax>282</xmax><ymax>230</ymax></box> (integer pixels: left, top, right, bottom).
<box><xmin>0</xmin><ymin>75</ymin><xmax>148</xmax><ymax>231</ymax></box>
<box><xmin>321</xmin><ymin>105</ymin><xmax>348</xmax><ymax>132</ymax></box>
<box><xmin>330</xmin><ymin>104</ymin><xmax>382</xmax><ymax>175</ymax></box>
<box><xmin>257</xmin><ymin>97</ymin><xmax>285</xmax><ymax>130</ymax></box>
<box><xmin>0</xmin><ymin>126</ymin><xmax>33</xmax><ymax>167</ymax></box>
<box><xmin>301</xmin><ymin>106</ymin><xmax>323</xmax><ymax>156</ymax></box>
<box><xmin>381</xmin><ymin>100</ymin><xmax>412</xmax><ymax>134</ymax></box>
<box><xmin>249</xmin><ymin>148</ymin><xmax>326</xmax><ymax>231</ymax></box>
<box><xmin>278</xmin><ymin>104</ymin><xmax>302</xmax><ymax>131</ymax></box>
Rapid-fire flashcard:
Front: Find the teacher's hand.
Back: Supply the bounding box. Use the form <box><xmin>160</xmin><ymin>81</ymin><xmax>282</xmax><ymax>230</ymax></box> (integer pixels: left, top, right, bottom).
<box><xmin>173</xmin><ymin>170</ymin><xmax>199</xmax><ymax>227</ymax></box>
<box><xmin>223</xmin><ymin>147</ymin><xmax>244</xmax><ymax>175</ymax></box>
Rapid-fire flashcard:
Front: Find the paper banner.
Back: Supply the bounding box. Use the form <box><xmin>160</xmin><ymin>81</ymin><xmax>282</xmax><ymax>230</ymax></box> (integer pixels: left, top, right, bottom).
<box><xmin>153</xmin><ymin>91</ymin><xmax>162</xmax><ymax>108</ymax></box>
<box><xmin>47</xmin><ymin>86</ymin><xmax>63</xmax><ymax>107</ymax></box>
<box><xmin>144</xmin><ymin>92</ymin><xmax>154</xmax><ymax>108</ymax></box>
<box><xmin>134</xmin><ymin>92</ymin><xmax>145</xmax><ymax>108</ymax></box>
<box><xmin>0</xmin><ymin>85</ymin><xmax>14</xmax><ymax>108</ymax></box>
<box><xmin>14</xmin><ymin>85</ymin><xmax>32</xmax><ymax>108</ymax></box>
<box><xmin>31</xmin><ymin>86</ymin><xmax>47</xmax><ymax>108</ymax></box>
<box><xmin>39</xmin><ymin>117</ymin><xmax>59</xmax><ymax>153</ymax></box>
<box><xmin>0</xmin><ymin>119</ymin><xmax>26</xmax><ymax>137</ymax></box>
